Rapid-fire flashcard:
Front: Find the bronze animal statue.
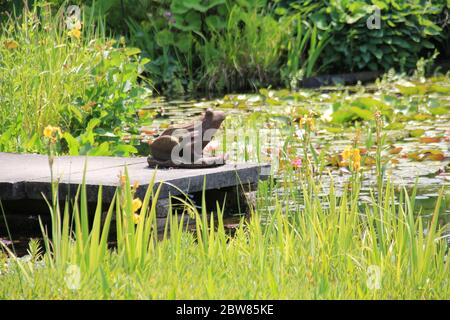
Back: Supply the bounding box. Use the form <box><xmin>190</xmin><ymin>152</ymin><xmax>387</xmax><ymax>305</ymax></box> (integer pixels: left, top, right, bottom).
<box><xmin>147</xmin><ymin>108</ymin><xmax>227</xmax><ymax>168</ymax></box>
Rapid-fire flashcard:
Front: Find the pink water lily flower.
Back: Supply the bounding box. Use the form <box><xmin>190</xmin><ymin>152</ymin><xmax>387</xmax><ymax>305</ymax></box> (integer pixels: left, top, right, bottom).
<box><xmin>291</xmin><ymin>158</ymin><xmax>302</xmax><ymax>168</ymax></box>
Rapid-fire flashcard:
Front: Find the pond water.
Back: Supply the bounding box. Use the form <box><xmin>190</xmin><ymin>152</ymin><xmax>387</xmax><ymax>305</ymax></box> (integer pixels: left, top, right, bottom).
<box><xmin>2</xmin><ymin>76</ymin><xmax>450</xmax><ymax>255</ymax></box>
<box><xmin>138</xmin><ymin>77</ymin><xmax>449</xmax><ymax>219</ymax></box>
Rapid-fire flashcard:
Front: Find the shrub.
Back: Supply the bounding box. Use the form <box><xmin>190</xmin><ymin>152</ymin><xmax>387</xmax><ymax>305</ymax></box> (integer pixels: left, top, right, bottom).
<box><xmin>127</xmin><ymin>0</ymin><xmax>325</xmax><ymax>93</ymax></box>
<box><xmin>288</xmin><ymin>0</ymin><xmax>450</xmax><ymax>73</ymax></box>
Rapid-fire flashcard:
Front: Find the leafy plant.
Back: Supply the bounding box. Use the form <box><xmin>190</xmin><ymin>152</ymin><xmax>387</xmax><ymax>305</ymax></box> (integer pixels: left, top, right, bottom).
<box><xmin>289</xmin><ymin>0</ymin><xmax>449</xmax><ymax>73</ymax></box>
<box><xmin>63</xmin><ymin>44</ymin><xmax>153</xmax><ymax>156</ymax></box>
<box><xmin>0</xmin><ymin>3</ymin><xmax>152</xmax><ymax>155</ymax></box>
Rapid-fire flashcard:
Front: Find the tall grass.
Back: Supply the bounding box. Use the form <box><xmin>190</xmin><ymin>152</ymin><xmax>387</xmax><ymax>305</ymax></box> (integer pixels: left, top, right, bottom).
<box><xmin>0</xmin><ymin>165</ymin><xmax>448</xmax><ymax>299</ymax></box>
<box><xmin>0</xmin><ymin>5</ymin><xmax>106</xmax><ymax>152</ymax></box>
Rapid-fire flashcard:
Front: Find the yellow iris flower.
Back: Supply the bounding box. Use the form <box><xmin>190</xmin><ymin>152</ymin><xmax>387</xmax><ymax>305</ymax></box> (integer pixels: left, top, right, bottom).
<box><xmin>132</xmin><ymin>198</ymin><xmax>142</xmax><ymax>213</ymax></box>
<box><xmin>341</xmin><ymin>146</ymin><xmax>361</xmax><ymax>171</ymax></box>
<box><xmin>43</xmin><ymin>125</ymin><xmax>62</xmax><ymax>143</ymax></box>
<box><xmin>133</xmin><ymin>213</ymin><xmax>141</xmax><ymax>224</ymax></box>
<box><xmin>68</xmin><ymin>28</ymin><xmax>81</xmax><ymax>39</ymax></box>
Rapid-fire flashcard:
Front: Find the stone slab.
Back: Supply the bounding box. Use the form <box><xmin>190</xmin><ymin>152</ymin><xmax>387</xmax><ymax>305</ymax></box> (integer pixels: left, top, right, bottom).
<box><xmin>0</xmin><ymin>152</ymin><xmax>270</xmax><ymax>203</ymax></box>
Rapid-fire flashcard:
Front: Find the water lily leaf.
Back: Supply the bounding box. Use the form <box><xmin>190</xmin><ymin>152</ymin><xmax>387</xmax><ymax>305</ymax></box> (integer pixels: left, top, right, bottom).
<box><xmin>429</xmin><ymin>85</ymin><xmax>450</xmax><ymax>94</ymax></box>
<box><xmin>420</xmin><ymin>137</ymin><xmax>441</xmax><ymax>143</ymax></box>
<box><xmin>363</xmin><ymin>156</ymin><xmax>376</xmax><ymax>166</ymax></box>
<box><xmin>328</xmin><ymin>154</ymin><xmax>341</xmax><ymax>167</ymax></box>
<box><xmin>352</xmin><ymin>97</ymin><xmax>389</xmax><ymax>110</ymax></box>
<box><xmin>385</xmin><ymin>122</ymin><xmax>404</xmax><ymax>130</ymax></box>
<box><xmin>428</xmin><ymin>106</ymin><xmax>449</xmax><ymax>115</ymax></box>
<box><xmin>422</xmin><ymin>150</ymin><xmax>444</xmax><ymax>161</ymax></box>
<box><xmin>331</xmin><ymin>108</ymin><xmax>356</xmax><ymax>124</ymax></box>
<box><xmin>413</xmin><ymin>113</ymin><xmax>432</xmax><ymax>121</ymax></box>
<box><xmin>219</xmin><ymin>102</ymin><xmax>235</xmax><ymax>109</ymax></box>
<box><xmin>325</xmin><ymin>127</ymin><xmax>344</xmax><ymax>133</ymax></box>
<box><xmin>396</xmin><ymin>83</ymin><xmax>421</xmax><ymax>95</ymax></box>
<box><xmin>259</xmin><ymin>88</ymin><xmax>269</xmax><ymax>97</ymax></box>
<box><xmin>409</xmin><ymin>129</ymin><xmax>425</xmax><ymax>138</ymax></box>
<box><xmin>348</xmin><ymin>106</ymin><xmax>374</xmax><ymax>120</ymax></box>
<box><xmin>389</xmin><ymin>146</ymin><xmax>403</xmax><ymax>154</ymax></box>
<box><xmin>352</xmin><ymin>97</ymin><xmax>393</xmax><ymax>119</ymax></box>
<box><xmin>407</xmin><ymin>152</ymin><xmax>423</xmax><ymax>161</ymax></box>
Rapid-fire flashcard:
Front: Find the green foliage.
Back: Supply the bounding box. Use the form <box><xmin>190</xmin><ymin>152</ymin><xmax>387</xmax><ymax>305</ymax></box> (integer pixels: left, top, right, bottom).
<box><xmin>126</xmin><ymin>0</ymin><xmax>328</xmax><ymax>93</ymax></box>
<box><xmin>4</xmin><ymin>0</ymin><xmax>450</xmax><ymax>95</ymax></box>
<box><xmin>289</xmin><ymin>0</ymin><xmax>449</xmax><ymax>73</ymax></box>
<box><xmin>63</xmin><ymin>45</ymin><xmax>152</xmax><ymax>156</ymax></box>
<box><xmin>331</xmin><ymin>97</ymin><xmax>393</xmax><ymax>124</ymax></box>
<box><xmin>198</xmin><ymin>4</ymin><xmax>292</xmax><ymax>91</ymax></box>
<box><xmin>0</xmin><ymin>4</ymin><xmax>152</xmax><ymax>155</ymax></box>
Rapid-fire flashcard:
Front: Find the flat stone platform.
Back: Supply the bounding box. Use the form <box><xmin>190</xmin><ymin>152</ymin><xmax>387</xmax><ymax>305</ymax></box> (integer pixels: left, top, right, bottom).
<box><xmin>0</xmin><ymin>152</ymin><xmax>270</xmax><ymax>203</ymax></box>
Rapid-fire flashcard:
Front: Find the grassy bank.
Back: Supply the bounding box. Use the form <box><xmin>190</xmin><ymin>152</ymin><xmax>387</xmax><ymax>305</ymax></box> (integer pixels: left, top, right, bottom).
<box><xmin>0</xmin><ymin>175</ymin><xmax>448</xmax><ymax>299</ymax></box>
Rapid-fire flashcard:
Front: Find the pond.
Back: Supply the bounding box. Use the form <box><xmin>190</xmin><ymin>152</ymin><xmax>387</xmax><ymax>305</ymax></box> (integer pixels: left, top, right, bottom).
<box><xmin>139</xmin><ymin>77</ymin><xmax>449</xmax><ymax>218</ymax></box>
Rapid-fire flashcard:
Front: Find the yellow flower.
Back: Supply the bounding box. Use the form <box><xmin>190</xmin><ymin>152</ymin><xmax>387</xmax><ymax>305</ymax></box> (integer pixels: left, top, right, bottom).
<box><xmin>352</xmin><ymin>159</ymin><xmax>361</xmax><ymax>171</ymax></box>
<box><xmin>341</xmin><ymin>146</ymin><xmax>361</xmax><ymax>171</ymax></box>
<box><xmin>306</xmin><ymin>116</ymin><xmax>315</xmax><ymax>131</ymax></box>
<box><xmin>43</xmin><ymin>126</ymin><xmax>53</xmax><ymax>139</ymax></box>
<box><xmin>133</xmin><ymin>180</ymin><xmax>139</xmax><ymax>191</ymax></box>
<box><xmin>132</xmin><ymin>198</ymin><xmax>142</xmax><ymax>213</ymax></box>
<box><xmin>138</xmin><ymin>110</ymin><xmax>146</xmax><ymax>118</ymax></box>
<box><xmin>68</xmin><ymin>28</ymin><xmax>81</xmax><ymax>39</ymax></box>
<box><xmin>341</xmin><ymin>146</ymin><xmax>353</xmax><ymax>161</ymax></box>
<box><xmin>352</xmin><ymin>148</ymin><xmax>361</xmax><ymax>162</ymax></box>
<box><xmin>43</xmin><ymin>125</ymin><xmax>62</xmax><ymax>142</ymax></box>
<box><xmin>133</xmin><ymin>213</ymin><xmax>141</xmax><ymax>224</ymax></box>
<box><xmin>299</xmin><ymin>114</ymin><xmax>315</xmax><ymax>131</ymax></box>
<box><xmin>352</xmin><ymin>150</ymin><xmax>361</xmax><ymax>171</ymax></box>
<box><xmin>119</xmin><ymin>174</ymin><xmax>127</xmax><ymax>188</ymax></box>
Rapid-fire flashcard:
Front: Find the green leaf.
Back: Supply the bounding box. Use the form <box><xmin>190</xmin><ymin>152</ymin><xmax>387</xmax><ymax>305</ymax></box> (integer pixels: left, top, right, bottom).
<box><xmin>409</xmin><ymin>129</ymin><xmax>425</xmax><ymax>137</ymax></box>
<box><xmin>349</xmin><ymin>106</ymin><xmax>374</xmax><ymax>121</ymax></box>
<box><xmin>205</xmin><ymin>15</ymin><xmax>226</xmax><ymax>30</ymax></box>
<box><xmin>68</xmin><ymin>105</ymin><xmax>83</xmax><ymax>123</ymax></box>
<box><xmin>124</xmin><ymin>47</ymin><xmax>141</xmax><ymax>56</ymax></box>
<box><xmin>88</xmin><ymin>141</ymin><xmax>111</xmax><ymax>156</ymax></box>
<box><xmin>155</xmin><ymin>30</ymin><xmax>174</xmax><ymax>47</ymax></box>
<box><xmin>62</xmin><ymin>132</ymin><xmax>80</xmax><ymax>155</ymax></box>
<box><xmin>112</xmin><ymin>144</ymin><xmax>138</xmax><ymax>156</ymax></box>
<box><xmin>384</xmin><ymin>122</ymin><xmax>405</xmax><ymax>130</ymax></box>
